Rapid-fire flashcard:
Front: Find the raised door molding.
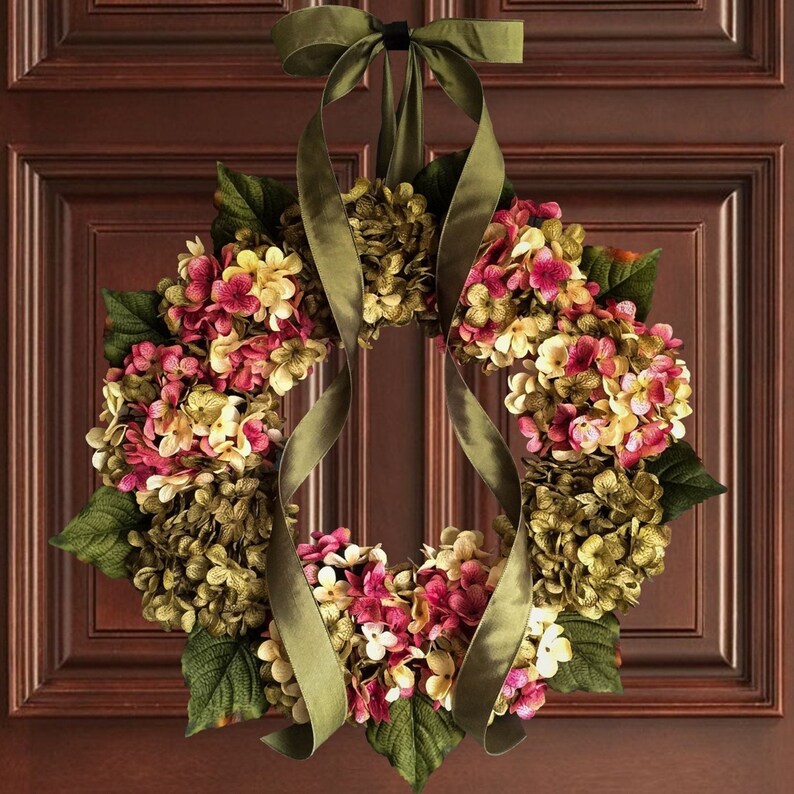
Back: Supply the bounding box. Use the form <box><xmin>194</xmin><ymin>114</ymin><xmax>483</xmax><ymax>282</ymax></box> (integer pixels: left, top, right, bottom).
<box><xmin>427</xmin><ymin>0</ymin><xmax>783</xmax><ymax>86</ymax></box>
<box><xmin>6</xmin><ymin>144</ymin><xmax>369</xmax><ymax>716</ymax></box>
<box><xmin>424</xmin><ymin>143</ymin><xmax>783</xmax><ymax>716</ymax></box>
<box><xmin>7</xmin><ymin>0</ymin><xmax>370</xmax><ymax>90</ymax></box>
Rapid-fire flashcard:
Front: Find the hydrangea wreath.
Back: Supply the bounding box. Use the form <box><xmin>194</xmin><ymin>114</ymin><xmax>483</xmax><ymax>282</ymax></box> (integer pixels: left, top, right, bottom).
<box><xmin>51</xmin><ymin>8</ymin><xmax>726</xmax><ymax>793</ymax></box>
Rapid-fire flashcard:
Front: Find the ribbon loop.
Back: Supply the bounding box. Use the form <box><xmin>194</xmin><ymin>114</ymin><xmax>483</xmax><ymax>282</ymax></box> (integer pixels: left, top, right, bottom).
<box><xmin>268</xmin><ymin>7</ymin><xmax>530</xmax><ymax>759</ymax></box>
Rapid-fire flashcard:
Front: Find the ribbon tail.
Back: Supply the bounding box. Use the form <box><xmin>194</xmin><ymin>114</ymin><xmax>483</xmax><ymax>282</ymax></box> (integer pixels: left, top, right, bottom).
<box><xmin>386</xmin><ymin>47</ymin><xmax>425</xmax><ymax>187</ymax></box>
<box><xmin>417</xmin><ymin>42</ymin><xmax>533</xmax><ymax>754</ymax></box>
<box><xmin>262</xmin><ymin>35</ymin><xmax>380</xmax><ymax>759</ymax></box>
<box><xmin>376</xmin><ymin>53</ymin><xmax>396</xmax><ymax>180</ymax></box>
<box><xmin>444</xmin><ymin>357</ymin><xmax>531</xmax><ymax>754</ymax></box>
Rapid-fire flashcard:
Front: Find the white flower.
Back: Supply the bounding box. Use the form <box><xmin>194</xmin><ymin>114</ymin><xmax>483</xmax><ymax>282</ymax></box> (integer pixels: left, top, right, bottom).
<box><xmin>385</xmin><ymin>661</ymin><xmax>417</xmax><ymax>702</ymax></box>
<box><xmin>362</xmin><ymin>622</ymin><xmax>399</xmax><ymax>661</ymax></box>
<box><xmin>527</xmin><ymin>604</ymin><xmax>562</xmax><ymax>636</ymax></box>
<box><xmin>535</xmin><ymin>623</ymin><xmax>573</xmax><ymax>678</ymax></box>
<box><xmin>323</xmin><ymin>544</ymin><xmax>366</xmax><ymax>568</ymax></box>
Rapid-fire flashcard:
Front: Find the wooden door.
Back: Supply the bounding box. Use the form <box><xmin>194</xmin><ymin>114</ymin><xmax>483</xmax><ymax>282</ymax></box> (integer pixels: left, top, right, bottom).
<box><xmin>1</xmin><ymin>1</ymin><xmax>789</xmax><ymax>791</ymax></box>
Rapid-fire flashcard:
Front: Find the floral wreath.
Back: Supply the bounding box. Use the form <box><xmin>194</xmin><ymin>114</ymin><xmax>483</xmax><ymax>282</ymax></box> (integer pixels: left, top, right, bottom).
<box><xmin>51</xmin><ymin>8</ymin><xmax>726</xmax><ymax>793</ymax></box>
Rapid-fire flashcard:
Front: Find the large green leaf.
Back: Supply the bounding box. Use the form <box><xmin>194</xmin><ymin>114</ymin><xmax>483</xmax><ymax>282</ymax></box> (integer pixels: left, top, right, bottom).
<box><xmin>183</xmin><ymin>628</ymin><xmax>266</xmax><ymax>736</ymax></box>
<box><xmin>412</xmin><ymin>149</ymin><xmax>515</xmax><ymax>218</ymax></box>
<box><xmin>210</xmin><ymin>162</ymin><xmax>296</xmax><ymax>252</ymax></box>
<box><xmin>580</xmin><ymin>245</ymin><xmax>661</xmax><ymax>321</ymax></box>
<box><xmin>546</xmin><ymin>612</ymin><xmax>622</xmax><ymax>694</ymax></box>
<box><xmin>102</xmin><ymin>288</ymin><xmax>167</xmax><ymax>367</ymax></box>
<box><xmin>645</xmin><ymin>440</ymin><xmax>727</xmax><ymax>522</ymax></box>
<box><xmin>366</xmin><ymin>693</ymin><xmax>465</xmax><ymax>793</ymax></box>
<box><xmin>50</xmin><ymin>486</ymin><xmax>142</xmax><ymax>579</ymax></box>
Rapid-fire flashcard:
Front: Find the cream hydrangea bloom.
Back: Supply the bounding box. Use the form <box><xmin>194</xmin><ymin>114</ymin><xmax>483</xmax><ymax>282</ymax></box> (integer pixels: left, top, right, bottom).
<box><xmin>313</xmin><ymin>566</ymin><xmax>352</xmax><ymax>610</ymax></box>
<box><xmin>494</xmin><ymin>315</ymin><xmax>540</xmax><ymax>359</ymax></box>
<box><xmin>257</xmin><ymin>621</ymin><xmax>294</xmax><ymax>684</ymax></box>
<box><xmin>425</xmin><ymin>650</ymin><xmax>455</xmax><ymax>709</ymax></box>
<box><xmin>426</xmin><ymin>527</ymin><xmax>489</xmax><ymax>581</ymax></box>
<box><xmin>505</xmin><ymin>362</ymin><xmax>546</xmax><ymax>415</ymax></box>
<box><xmin>157</xmin><ymin>411</ymin><xmax>193</xmax><ymax>458</ymax></box>
<box><xmin>209</xmin><ymin>329</ymin><xmax>243</xmax><ymax>375</ymax></box>
<box><xmin>511</xmin><ymin>226</ymin><xmax>545</xmax><ymax>259</ymax></box>
<box><xmin>281</xmin><ymin>681</ymin><xmax>310</xmax><ymax>724</ymax></box>
<box><xmin>269</xmin><ymin>337</ymin><xmax>328</xmax><ymax>396</ymax></box>
<box><xmin>535</xmin><ymin>334</ymin><xmax>571</xmax><ymax>378</ymax></box>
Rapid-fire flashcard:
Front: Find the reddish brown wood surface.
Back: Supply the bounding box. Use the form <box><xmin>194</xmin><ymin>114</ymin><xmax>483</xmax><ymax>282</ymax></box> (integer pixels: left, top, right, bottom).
<box><xmin>1</xmin><ymin>1</ymin><xmax>791</xmax><ymax>792</ymax></box>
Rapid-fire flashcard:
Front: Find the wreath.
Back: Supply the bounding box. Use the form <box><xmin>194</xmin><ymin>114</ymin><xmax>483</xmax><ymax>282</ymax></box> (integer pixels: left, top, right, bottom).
<box><xmin>51</xmin><ymin>7</ymin><xmax>726</xmax><ymax>792</ymax></box>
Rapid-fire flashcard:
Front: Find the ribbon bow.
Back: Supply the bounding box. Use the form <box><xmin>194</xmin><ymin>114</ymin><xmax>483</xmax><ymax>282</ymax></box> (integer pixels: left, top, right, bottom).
<box><xmin>264</xmin><ymin>6</ymin><xmax>532</xmax><ymax>761</ymax></box>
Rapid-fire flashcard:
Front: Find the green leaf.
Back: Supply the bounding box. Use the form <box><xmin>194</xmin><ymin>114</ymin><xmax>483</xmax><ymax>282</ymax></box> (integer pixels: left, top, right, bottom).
<box><xmin>366</xmin><ymin>693</ymin><xmax>465</xmax><ymax>793</ymax></box>
<box><xmin>546</xmin><ymin>612</ymin><xmax>623</xmax><ymax>694</ymax></box>
<box><xmin>412</xmin><ymin>149</ymin><xmax>515</xmax><ymax>218</ymax></box>
<box><xmin>210</xmin><ymin>162</ymin><xmax>296</xmax><ymax>252</ymax></box>
<box><xmin>183</xmin><ymin>627</ymin><xmax>266</xmax><ymax>736</ymax></box>
<box><xmin>50</xmin><ymin>486</ymin><xmax>143</xmax><ymax>579</ymax></box>
<box><xmin>102</xmin><ymin>288</ymin><xmax>167</xmax><ymax>367</ymax></box>
<box><xmin>645</xmin><ymin>440</ymin><xmax>727</xmax><ymax>522</ymax></box>
<box><xmin>580</xmin><ymin>245</ymin><xmax>661</xmax><ymax>321</ymax></box>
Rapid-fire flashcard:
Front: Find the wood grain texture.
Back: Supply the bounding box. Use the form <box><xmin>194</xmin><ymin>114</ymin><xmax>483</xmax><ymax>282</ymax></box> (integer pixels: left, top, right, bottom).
<box><xmin>6</xmin><ymin>144</ymin><xmax>368</xmax><ymax>717</ymax></box>
<box><xmin>7</xmin><ymin>0</ymin><xmax>370</xmax><ymax>89</ymax></box>
<box><xmin>2</xmin><ymin>1</ymin><xmax>794</xmax><ymax>791</ymax></box>
<box><xmin>424</xmin><ymin>144</ymin><xmax>783</xmax><ymax>716</ymax></box>
<box><xmin>426</xmin><ymin>0</ymin><xmax>783</xmax><ymax>86</ymax></box>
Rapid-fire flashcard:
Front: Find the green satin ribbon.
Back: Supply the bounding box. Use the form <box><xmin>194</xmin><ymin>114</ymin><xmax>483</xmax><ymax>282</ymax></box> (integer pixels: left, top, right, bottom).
<box><xmin>268</xmin><ymin>6</ymin><xmax>531</xmax><ymax>759</ymax></box>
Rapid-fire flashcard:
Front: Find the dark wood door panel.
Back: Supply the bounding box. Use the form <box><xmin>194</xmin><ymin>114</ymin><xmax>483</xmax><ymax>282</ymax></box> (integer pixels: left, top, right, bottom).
<box><xmin>427</xmin><ymin>0</ymin><xmax>782</xmax><ymax>86</ymax></box>
<box><xmin>423</xmin><ymin>143</ymin><xmax>781</xmax><ymax>716</ymax></box>
<box><xmin>8</xmin><ymin>0</ymin><xmax>782</xmax><ymax>89</ymax></box>
<box><xmin>6</xmin><ymin>145</ymin><xmax>374</xmax><ymax>717</ymax></box>
<box><xmin>2</xmin><ymin>1</ymin><xmax>792</xmax><ymax>791</ymax></box>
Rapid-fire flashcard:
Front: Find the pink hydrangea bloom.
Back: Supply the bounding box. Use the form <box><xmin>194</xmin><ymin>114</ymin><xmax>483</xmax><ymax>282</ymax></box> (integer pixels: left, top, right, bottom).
<box><xmin>464</xmin><ymin>262</ymin><xmax>508</xmax><ymax>297</ymax></box>
<box><xmin>211</xmin><ymin>274</ymin><xmax>260</xmax><ymax>316</ymax></box>
<box><xmin>130</xmin><ymin>341</ymin><xmax>161</xmax><ymax>373</ymax></box>
<box><xmin>618</xmin><ymin>421</ymin><xmax>671</xmax><ymax>467</ymax></box>
<box><xmin>518</xmin><ymin>416</ymin><xmax>544</xmax><ymax>453</ymax></box>
<box><xmin>296</xmin><ymin>527</ymin><xmax>351</xmax><ymax>562</ymax></box>
<box><xmin>161</xmin><ymin>351</ymin><xmax>199</xmax><ymax>381</ymax></box>
<box><xmin>510</xmin><ymin>680</ymin><xmax>547</xmax><ymax>720</ymax></box>
<box><xmin>650</xmin><ymin>323</ymin><xmax>682</xmax><ymax>349</ymax></box>
<box><xmin>241</xmin><ymin>419</ymin><xmax>270</xmax><ymax>453</ymax></box>
<box><xmin>530</xmin><ymin>248</ymin><xmax>571</xmax><ymax>302</ymax></box>
<box><xmin>184</xmin><ymin>255</ymin><xmax>221</xmax><ymax>303</ymax></box>
<box><xmin>447</xmin><ymin>581</ymin><xmax>487</xmax><ymax>627</ymax></box>
<box><xmin>516</xmin><ymin>198</ymin><xmax>561</xmax><ymax>220</ymax></box>
<box><xmin>565</xmin><ymin>335</ymin><xmax>598</xmax><ymax>376</ymax></box>
<box><xmin>547</xmin><ymin>404</ymin><xmax>578</xmax><ymax>445</ymax></box>
<box><xmin>570</xmin><ymin>414</ymin><xmax>606</xmax><ymax>452</ymax></box>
